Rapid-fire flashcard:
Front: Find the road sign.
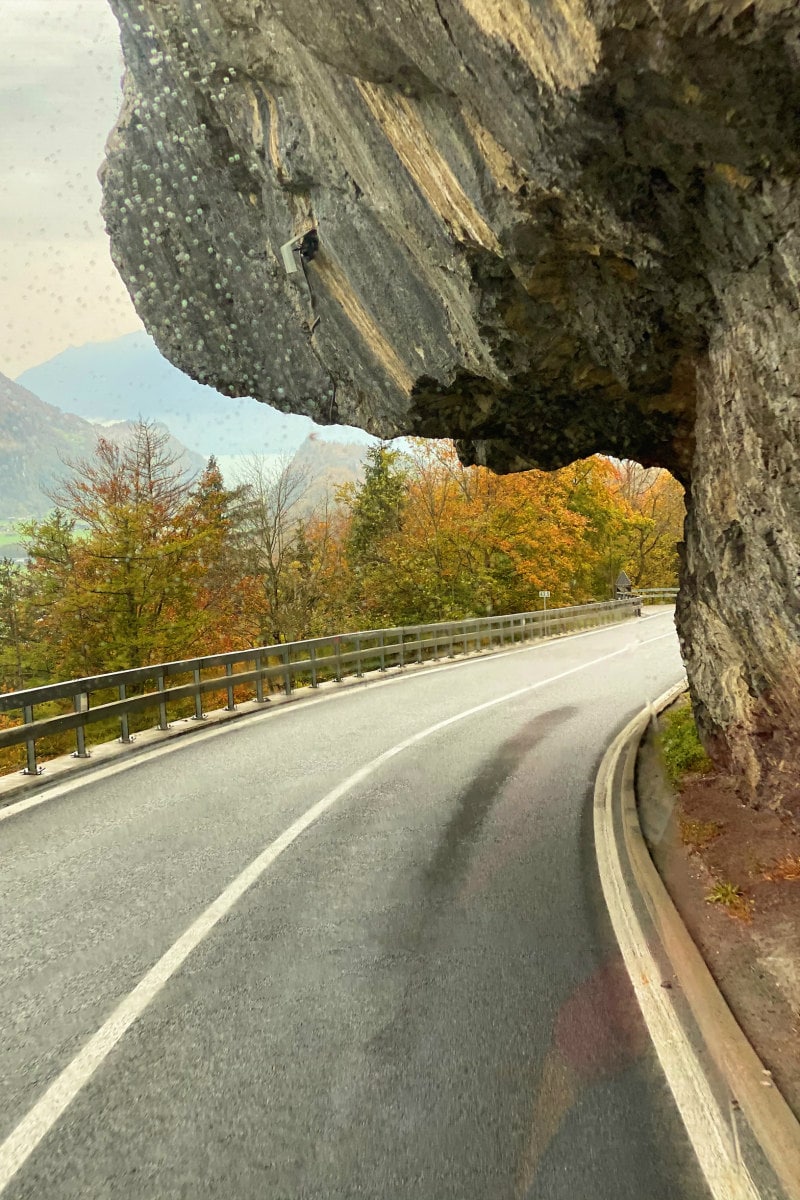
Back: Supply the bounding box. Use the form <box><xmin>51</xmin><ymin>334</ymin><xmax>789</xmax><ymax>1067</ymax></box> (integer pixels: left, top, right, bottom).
<box><xmin>538</xmin><ymin>590</ymin><xmax>550</xmax><ymax>598</ymax></box>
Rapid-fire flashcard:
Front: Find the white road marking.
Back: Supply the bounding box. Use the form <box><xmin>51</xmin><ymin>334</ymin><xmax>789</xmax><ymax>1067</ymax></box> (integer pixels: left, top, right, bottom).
<box><xmin>0</xmin><ymin>630</ymin><xmax>677</xmax><ymax>1192</ymax></box>
<box><xmin>0</xmin><ymin>611</ymin><xmax>674</xmax><ymax>825</ymax></box>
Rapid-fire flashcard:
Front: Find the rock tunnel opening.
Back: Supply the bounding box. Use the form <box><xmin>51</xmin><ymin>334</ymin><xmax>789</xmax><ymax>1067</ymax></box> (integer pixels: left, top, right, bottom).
<box><xmin>99</xmin><ymin>0</ymin><xmax>800</xmax><ymax>811</ymax></box>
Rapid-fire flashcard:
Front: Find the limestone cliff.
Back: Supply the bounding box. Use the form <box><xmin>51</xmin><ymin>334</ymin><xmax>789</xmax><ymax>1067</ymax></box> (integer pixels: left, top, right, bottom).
<box><xmin>101</xmin><ymin>0</ymin><xmax>800</xmax><ymax>811</ymax></box>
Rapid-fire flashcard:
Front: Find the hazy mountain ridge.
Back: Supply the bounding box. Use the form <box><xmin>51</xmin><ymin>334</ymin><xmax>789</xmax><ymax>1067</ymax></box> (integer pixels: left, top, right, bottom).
<box><xmin>289</xmin><ymin>433</ymin><xmax>368</xmax><ymax>514</ymax></box>
<box><xmin>17</xmin><ymin>332</ymin><xmax>376</xmax><ymax>459</ymax></box>
<box><xmin>0</xmin><ymin>371</ymin><xmax>206</xmax><ymax>525</ymax></box>
<box><xmin>1</xmin><ymin>371</ymin><xmax>109</xmax><ymax>521</ymax></box>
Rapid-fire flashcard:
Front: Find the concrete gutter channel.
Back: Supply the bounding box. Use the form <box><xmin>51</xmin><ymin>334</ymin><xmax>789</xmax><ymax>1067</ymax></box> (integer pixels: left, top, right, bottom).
<box><xmin>596</xmin><ymin>684</ymin><xmax>800</xmax><ymax>1200</ymax></box>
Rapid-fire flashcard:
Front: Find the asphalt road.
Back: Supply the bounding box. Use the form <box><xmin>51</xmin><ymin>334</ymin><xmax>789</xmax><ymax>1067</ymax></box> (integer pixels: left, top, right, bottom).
<box><xmin>1</xmin><ymin>610</ymin><xmax>710</xmax><ymax>1199</ymax></box>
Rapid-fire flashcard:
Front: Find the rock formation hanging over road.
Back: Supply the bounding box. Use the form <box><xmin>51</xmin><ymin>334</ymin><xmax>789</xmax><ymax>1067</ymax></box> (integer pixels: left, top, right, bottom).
<box><xmin>101</xmin><ymin>0</ymin><xmax>800</xmax><ymax>810</ymax></box>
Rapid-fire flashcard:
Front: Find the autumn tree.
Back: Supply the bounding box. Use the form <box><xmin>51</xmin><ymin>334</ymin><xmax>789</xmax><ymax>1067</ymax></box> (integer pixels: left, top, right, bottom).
<box><xmin>8</xmin><ymin>430</ymin><xmax>686</xmax><ymax>691</ymax></box>
<box><xmin>338</xmin><ymin>440</ymin><xmax>595</xmax><ymax>624</ymax></box>
<box><xmin>21</xmin><ymin>509</ymin><xmax>88</xmax><ymax>679</ymax></box>
<box><xmin>342</xmin><ymin>443</ymin><xmax>408</xmax><ymax>623</ymax></box>
<box><xmin>611</xmin><ymin>460</ymin><xmax>685</xmax><ymax>587</ymax></box>
<box><xmin>22</xmin><ymin>422</ymin><xmax>236</xmax><ymax>676</ymax></box>
<box><xmin>557</xmin><ymin>457</ymin><xmax>638</xmax><ymax>600</ymax></box>
<box><xmin>235</xmin><ymin>455</ymin><xmax>331</xmax><ymax>644</ymax></box>
<box><xmin>0</xmin><ymin>558</ymin><xmax>35</xmax><ymax>690</ymax></box>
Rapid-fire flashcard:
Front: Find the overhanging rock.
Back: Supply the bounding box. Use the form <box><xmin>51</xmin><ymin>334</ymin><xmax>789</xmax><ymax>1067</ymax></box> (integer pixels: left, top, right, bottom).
<box><xmin>101</xmin><ymin>0</ymin><xmax>800</xmax><ymax>810</ymax></box>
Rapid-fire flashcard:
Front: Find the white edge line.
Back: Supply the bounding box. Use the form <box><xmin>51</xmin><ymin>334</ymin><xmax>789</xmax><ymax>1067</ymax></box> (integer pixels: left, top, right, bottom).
<box><xmin>0</xmin><ymin>632</ymin><xmax>676</xmax><ymax>1192</ymax></box>
<box><xmin>0</xmin><ymin>611</ymin><xmax>674</xmax><ymax>825</ymax></box>
<box><xmin>593</xmin><ymin>702</ymin><xmax>761</xmax><ymax>1200</ymax></box>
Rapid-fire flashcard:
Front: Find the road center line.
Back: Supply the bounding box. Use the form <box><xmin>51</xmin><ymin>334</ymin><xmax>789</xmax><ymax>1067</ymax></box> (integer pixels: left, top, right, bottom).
<box><xmin>0</xmin><ymin>630</ymin><xmax>676</xmax><ymax>1193</ymax></box>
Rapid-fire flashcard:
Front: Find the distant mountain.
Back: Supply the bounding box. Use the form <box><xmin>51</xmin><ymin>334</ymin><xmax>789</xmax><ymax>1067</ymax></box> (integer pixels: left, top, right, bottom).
<box><xmin>0</xmin><ymin>371</ymin><xmax>205</xmax><ymax>524</ymax></box>
<box><xmin>17</xmin><ymin>332</ymin><xmax>377</xmax><ymax>459</ymax></box>
<box><xmin>0</xmin><ymin>372</ymin><xmax>105</xmax><ymax>522</ymax></box>
<box><xmin>289</xmin><ymin>433</ymin><xmax>368</xmax><ymax>511</ymax></box>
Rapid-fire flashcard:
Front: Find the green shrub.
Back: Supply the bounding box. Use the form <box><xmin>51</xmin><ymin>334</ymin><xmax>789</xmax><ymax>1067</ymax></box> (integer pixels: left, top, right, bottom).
<box><xmin>659</xmin><ymin>700</ymin><xmax>713</xmax><ymax>784</ymax></box>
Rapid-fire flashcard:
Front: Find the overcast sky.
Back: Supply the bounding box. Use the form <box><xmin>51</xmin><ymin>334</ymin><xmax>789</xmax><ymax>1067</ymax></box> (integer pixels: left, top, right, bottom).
<box><xmin>0</xmin><ymin>0</ymin><xmax>142</xmax><ymax>377</ymax></box>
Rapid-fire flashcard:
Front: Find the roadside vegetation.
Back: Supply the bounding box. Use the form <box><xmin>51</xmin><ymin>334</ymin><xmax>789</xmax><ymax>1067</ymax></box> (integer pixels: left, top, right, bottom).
<box><xmin>0</xmin><ymin>424</ymin><xmax>684</xmax><ymax>771</ymax></box>
<box><xmin>659</xmin><ymin>700</ymin><xmax>713</xmax><ymax>784</ymax></box>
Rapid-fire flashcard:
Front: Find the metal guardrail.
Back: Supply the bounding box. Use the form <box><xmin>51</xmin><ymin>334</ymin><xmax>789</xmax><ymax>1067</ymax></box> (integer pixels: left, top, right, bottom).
<box><xmin>0</xmin><ymin>594</ymin><xmax>675</xmax><ymax>776</ymax></box>
<box><xmin>636</xmin><ymin>588</ymin><xmax>679</xmax><ymax>602</ymax></box>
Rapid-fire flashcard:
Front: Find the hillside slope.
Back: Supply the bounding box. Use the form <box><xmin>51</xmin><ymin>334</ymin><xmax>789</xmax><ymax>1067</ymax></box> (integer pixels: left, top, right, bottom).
<box><xmin>0</xmin><ymin>371</ymin><xmax>205</xmax><ymax>522</ymax></box>
<box><xmin>18</xmin><ymin>332</ymin><xmax>376</xmax><ymax>459</ymax></box>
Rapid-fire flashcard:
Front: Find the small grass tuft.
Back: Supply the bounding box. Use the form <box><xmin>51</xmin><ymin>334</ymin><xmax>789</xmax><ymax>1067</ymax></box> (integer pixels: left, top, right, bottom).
<box><xmin>680</xmin><ymin>818</ymin><xmax>723</xmax><ymax>852</ymax></box>
<box><xmin>763</xmin><ymin>855</ymin><xmax>800</xmax><ymax>883</ymax></box>
<box><xmin>706</xmin><ymin>880</ymin><xmax>743</xmax><ymax>906</ymax></box>
<box><xmin>705</xmin><ymin>880</ymin><xmax>753</xmax><ymax>922</ymax></box>
<box><xmin>659</xmin><ymin>701</ymin><xmax>713</xmax><ymax>785</ymax></box>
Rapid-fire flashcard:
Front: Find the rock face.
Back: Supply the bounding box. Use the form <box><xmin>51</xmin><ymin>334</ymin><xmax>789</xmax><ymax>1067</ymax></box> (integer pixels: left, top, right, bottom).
<box><xmin>101</xmin><ymin>0</ymin><xmax>800</xmax><ymax>810</ymax></box>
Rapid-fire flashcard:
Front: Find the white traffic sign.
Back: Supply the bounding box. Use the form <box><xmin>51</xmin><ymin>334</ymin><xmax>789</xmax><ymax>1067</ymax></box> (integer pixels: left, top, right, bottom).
<box><xmin>538</xmin><ymin>590</ymin><xmax>550</xmax><ymax>598</ymax></box>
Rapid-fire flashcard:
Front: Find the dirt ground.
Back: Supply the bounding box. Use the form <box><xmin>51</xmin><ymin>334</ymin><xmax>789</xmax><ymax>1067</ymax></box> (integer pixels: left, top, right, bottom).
<box><xmin>637</xmin><ymin>708</ymin><xmax>800</xmax><ymax>1119</ymax></box>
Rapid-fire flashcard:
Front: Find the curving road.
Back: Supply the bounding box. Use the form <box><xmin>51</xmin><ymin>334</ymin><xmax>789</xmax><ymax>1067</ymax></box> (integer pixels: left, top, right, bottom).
<box><xmin>0</xmin><ymin>610</ymin><xmax>710</xmax><ymax>1199</ymax></box>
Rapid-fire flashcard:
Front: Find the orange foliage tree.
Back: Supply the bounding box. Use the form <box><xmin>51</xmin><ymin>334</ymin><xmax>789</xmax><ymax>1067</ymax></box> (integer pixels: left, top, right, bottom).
<box><xmin>610</xmin><ymin>460</ymin><xmax>685</xmax><ymax>587</ymax></box>
<box><xmin>7</xmin><ymin>433</ymin><xmax>684</xmax><ymax>688</ymax></box>
<box><xmin>335</xmin><ymin>441</ymin><xmax>664</xmax><ymax>624</ymax></box>
<box><xmin>20</xmin><ymin>423</ymin><xmax>237</xmax><ymax>678</ymax></box>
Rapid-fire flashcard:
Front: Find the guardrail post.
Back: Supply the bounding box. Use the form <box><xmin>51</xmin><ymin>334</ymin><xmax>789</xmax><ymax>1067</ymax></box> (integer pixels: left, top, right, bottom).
<box><xmin>119</xmin><ymin>684</ymin><xmax>133</xmax><ymax>742</ymax></box>
<box><xmin>224</xmin><ymin>663</ymin><xmax>236</xmax><ymax>711</ymax></box>
<box><xmin>0</xmin><ymin>595</ymin><xmax>679</xmax><ymax>777</ymax></box>
<box><xmin>156</xmin><ymin>670</ymin><xmax>169</xmax><ymax>730</ymax></box>
<box><xmin>21</xmin><ymin>703</ymin><xmax>42</xmax><ymax>775</ymax></box>
<box><xmin>192</xmin><ymin>668</ymin><xmax>206</xmax><ymax>719</ymax></box>
<box><xmin>72</xmin><ymin>692</ymin><xmax>90</xmax><ymax>758</ymax></box>
<box><xmin>255</xmin><ymin>653</ymin><xmax>268</xmax><ymax>702</ymax></box>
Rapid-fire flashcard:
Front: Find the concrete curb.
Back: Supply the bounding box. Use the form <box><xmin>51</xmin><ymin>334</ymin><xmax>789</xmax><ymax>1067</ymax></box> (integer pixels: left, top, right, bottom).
<box><xmin>595</xmin><ymin>684</ymin><xmax>800</xmax><ymax>1200</ymax></box>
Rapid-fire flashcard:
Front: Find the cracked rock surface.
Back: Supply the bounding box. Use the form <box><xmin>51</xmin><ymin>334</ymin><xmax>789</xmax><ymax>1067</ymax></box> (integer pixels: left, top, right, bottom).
<box><xmin>102</xmin><ymin>0</ymin><xmax>800</xmax><ymax>808</ymax></box>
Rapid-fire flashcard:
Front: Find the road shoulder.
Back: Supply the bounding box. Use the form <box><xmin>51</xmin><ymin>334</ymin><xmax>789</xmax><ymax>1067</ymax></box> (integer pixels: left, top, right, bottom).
<box><xmin>595</xmin><ymin>688</ymin><xmax>800</xmax><ymax>1200</ymax></box>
